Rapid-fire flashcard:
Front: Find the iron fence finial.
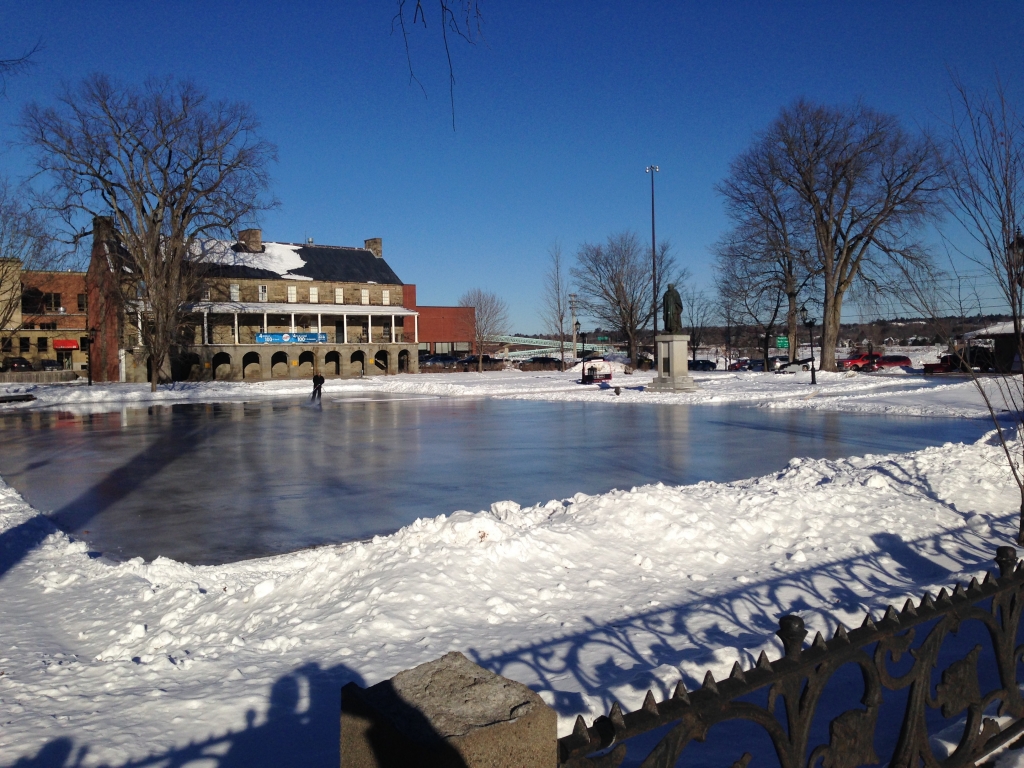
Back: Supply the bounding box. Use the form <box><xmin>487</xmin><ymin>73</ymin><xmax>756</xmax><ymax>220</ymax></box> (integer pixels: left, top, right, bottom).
<box><xmin>777</xmin><ymin>615</ymin><xmax>807</xmax><ymax>660</ymax></box>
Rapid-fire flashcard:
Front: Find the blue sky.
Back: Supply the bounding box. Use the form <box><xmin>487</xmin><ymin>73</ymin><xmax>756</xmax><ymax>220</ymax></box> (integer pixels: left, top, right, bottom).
<box><xmin>0</xmin><ymin>2</ymin><xmax>1021</xmax><ymax>332</ymax></box>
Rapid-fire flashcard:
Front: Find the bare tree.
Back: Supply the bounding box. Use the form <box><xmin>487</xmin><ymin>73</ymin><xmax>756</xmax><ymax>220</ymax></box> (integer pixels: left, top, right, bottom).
<box><xmin>681</xmin><ymin>287</ymin><xmax>715</xmax><ymax>361</ymax></box>
<box><xmin>459</xmin><ymin>287</ymin><xmax>508</xmax><ymax>372</ymax></box>
<box><xmin>539</xmin><ymin>240</ymin><xmax>570</xmax><ymax>369</ymax></box>
<box><xmin>743</xmin><ymin>99</ymin><xmax>944</xmax><ymax>370</ymax></box>
<box><xmin>717</xmin><ymin>141</ymin><xmax>814</xmax><ymax>359</ymax></box>
<box><xmin>0</xmin><ymin>178</ymin><xmax>57</xmax><ymax>349</ymax></box>
<box><xmin>393</xmin><ymin>0</ymin><xmax>482</xmax><ymax>129</ymax></box>
<box><xmin>715</xmin><ymin>243</ymin><xmax>786</xmax><ymax>367</ymax></box>
<box><xmin>22</xmin><ymin>75</ymin><xmax>277</xmax><ymax>391</ymax></box>
<box><xmin>572</xmin><ymin>231</ymin><xmax>681</xmax><ymax>366</ymax></box>
<box><xmin>0</xmin><ymin>40</ymin><xmax>42</xmax><ymax>96</ymax></box>
<box><xmin>942</xmin><ymin>75</ymin><xmax>1024</xmax><ymax>542</ymax></box>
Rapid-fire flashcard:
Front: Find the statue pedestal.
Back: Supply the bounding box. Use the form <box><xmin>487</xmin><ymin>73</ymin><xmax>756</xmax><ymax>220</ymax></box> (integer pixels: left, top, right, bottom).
<box><xmin>648</xmin><ymin>334</ymin><xmax>700</xmax><ymax>392</ymax></box>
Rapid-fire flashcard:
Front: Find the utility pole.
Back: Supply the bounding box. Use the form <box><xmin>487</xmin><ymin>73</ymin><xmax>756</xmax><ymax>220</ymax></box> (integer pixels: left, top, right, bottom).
<box><xmin>646</xmin><ymin>165</ymin><xmax>659</xmax><ymax>367</ymax></box>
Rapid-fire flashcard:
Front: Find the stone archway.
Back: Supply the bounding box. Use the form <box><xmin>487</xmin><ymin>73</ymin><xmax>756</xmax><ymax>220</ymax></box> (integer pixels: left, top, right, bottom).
<box><xmin>374</xmin><ymin>350</ymin><xmax>389</xmax><ymax>372</ymax></box>
<box><xmin>212</xmin><ymin>352</ymin><xmax>232</xmax><ymax>380</ymax></box>
<box><xmin>325</xmin><ymin>351</ymin><xmax>340</xmax><ymax>376</ymax></box>
<box><xmin>242</xmin><ymin>351</ymin><xmax>261</xmax><ymax>379</ymax></box>
<box><xmin>297</xmin><ymin>350</ymin><xmax>315</xmax><ymax>377</ymax></box>
<box><xmin>350</xmin><ymin>351</ymin><xmax>365</xmax><ymax>377</ymax></box>
<box><xmin>271</xmin><ymin>351</ymin><xmax>289</xmax><ymax>378</ymax></box>
<box><xmin>398</xmin><ymin>349</ymin><xmax>409</xmax><ymax>373</ymax></box>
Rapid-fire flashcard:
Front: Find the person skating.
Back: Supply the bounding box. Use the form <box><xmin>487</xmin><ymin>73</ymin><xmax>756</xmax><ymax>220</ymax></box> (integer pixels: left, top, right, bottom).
<box><xmin>311</xmin><ymin>372</ymin><xmax>324</xmax><ymax>401</ymax></box>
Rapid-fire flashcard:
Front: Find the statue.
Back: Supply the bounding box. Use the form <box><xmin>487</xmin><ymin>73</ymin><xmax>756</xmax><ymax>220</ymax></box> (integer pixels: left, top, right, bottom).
<box><xmin>663</xmin><ymin>283</ymin><xmax>683</xmax><ymax>334</ymax></box>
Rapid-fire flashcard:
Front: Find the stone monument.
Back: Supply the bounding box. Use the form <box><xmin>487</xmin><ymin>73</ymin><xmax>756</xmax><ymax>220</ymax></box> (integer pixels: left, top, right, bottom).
<box><xmin>648</xmin><ymin>283</ymin><xmax>699</xmax><ymax>392</ymax></box>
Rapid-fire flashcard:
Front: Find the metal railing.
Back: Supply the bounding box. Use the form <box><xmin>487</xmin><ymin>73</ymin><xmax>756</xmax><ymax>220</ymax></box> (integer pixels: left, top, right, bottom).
<box><xmin>558</xmin><ymin>546</ymin><xmax>1024</xmax><ymax>767</ymax></box>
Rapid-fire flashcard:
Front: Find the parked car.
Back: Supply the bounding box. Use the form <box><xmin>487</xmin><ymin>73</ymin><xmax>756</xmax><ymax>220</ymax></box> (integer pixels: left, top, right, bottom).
<box><xmin>862</xmin><ymin>355</ymin><xmax>913</xmax><ymax>372</ymax></box>
<box><xmin>1</xmin><ymin>357</ymin><xmax>32</xmax><ymax>372</ymax></box>
<box><xmin>687</xmin><ymin>359</ymin><xmax>717</xmax><ymax>371</ymax></box>
<box><xmin>421</xmin><ymin>355</ymin><xmax>460</xmax><ymax>368</ymax></box>
<box><xmin>838</xmin><ymin>352</ymin><xmax>882</xmax><ymax>371</ymax></box>
<box><xmin>457</xmin><ymin>355</ymin><xmax>493</xmax><ymax>366</ymax></box>
<box><xmin>776</xmin><ymin>357</ymin><xmax>815</xmax><ymax>373</ymax></box>
<box><xmin>923</xmin><ymin>348</ymin><xmax>995</xmax><ymax>374</ymax></box>
<box><xmin>38</xmin><ymin>359</ymin><xmax>63</xmax><ymax>371</ymax></box>
<box><xmin>727</xmin><ymin>359</ymin><xmax>750</xmax><ymax>371</ymax></box>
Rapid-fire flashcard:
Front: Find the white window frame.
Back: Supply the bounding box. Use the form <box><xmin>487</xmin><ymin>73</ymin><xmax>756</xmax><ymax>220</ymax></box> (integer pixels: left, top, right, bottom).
<box><xmin>287</xmin><ymin>285</ymin><xmax>297</xmax><ymax>303</ymax></box>
<box><xmin>229</xmin><ymin>284</ymin><xmax>240</xmax><ymax>302</ymax></box>
<box><xmin>201</xmin><ymin>287</ymin><xmax>211</xmax><ymax>302</ymax></box>
<box><xmin>334</xmin><ymin>288</ymin><xmax>344</xmax><ymax>304</ymax></box>
<box><xmin>382</xmin><ymin>289</ymin><xmax>390</xmax><ymax>306</ymax></box>
<box><xmin>309</xmin><ymin>287</ymin><xmax>319</xmax><ymax>304</ymax></box>
<box><xmin>360</xmin><ymin>288</ymin><xmax>370</xmax><ymax>306</ymax></box>
<box><xmin>258</xmin><ymin>285</ymin><xmax>268</xmax><ymax>302</ymax></box>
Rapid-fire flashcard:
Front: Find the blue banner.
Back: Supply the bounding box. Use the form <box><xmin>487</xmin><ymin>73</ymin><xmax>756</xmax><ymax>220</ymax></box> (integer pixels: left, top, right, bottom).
<box><xmin>255</xmin><ymin>333</ymin><xmax>328</xmax><ymax>344</ymax></box>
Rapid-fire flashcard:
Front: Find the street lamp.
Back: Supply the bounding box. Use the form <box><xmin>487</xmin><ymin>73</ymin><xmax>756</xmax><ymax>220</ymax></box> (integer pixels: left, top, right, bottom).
<box><xmin>646</xmin><ymin>165</ymin><xmax>659</xmax><ymax>365</ymax></box>
<box><xmin>800</xmin><ymin>305</ymin><xmax>817</xmax><ymax>386</ymax></box>
<box><xmin>570</xmin><ymin>296</ymin><xmax>579</xmax><ymax>366</ymax></box>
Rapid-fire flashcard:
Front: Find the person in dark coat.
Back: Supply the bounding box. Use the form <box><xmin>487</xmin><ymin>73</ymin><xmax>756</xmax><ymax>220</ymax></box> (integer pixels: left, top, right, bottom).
<box><xmin>311</xmin><ymin>372</ymin><xmax>325</xmax><ymax>401</ymax></box>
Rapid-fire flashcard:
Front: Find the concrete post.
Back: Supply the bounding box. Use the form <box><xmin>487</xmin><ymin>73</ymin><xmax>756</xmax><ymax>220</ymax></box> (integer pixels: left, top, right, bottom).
<box><xmin>341</xmin><ymin>652</ymin><xmax>556</xmax><ymax>768</ymax></box>
<box><xmin>648</xmin><ymin>334</ymin><xmax>699</xmax><ymax>392</ymax></box>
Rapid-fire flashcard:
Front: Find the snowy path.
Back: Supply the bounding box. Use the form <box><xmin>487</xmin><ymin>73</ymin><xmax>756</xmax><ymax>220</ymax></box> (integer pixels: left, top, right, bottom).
<box><xmin>0</xmin><ymin>371</ymin><xmax>1019</xmax><ymax>766</ymax></box>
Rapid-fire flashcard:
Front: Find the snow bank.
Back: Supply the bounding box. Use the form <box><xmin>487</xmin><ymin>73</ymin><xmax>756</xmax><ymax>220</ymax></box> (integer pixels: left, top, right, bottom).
<box><xmin>0</xmin><ymin>422</ymin><xmax>1018</xmax><ymax>764</ymax></box>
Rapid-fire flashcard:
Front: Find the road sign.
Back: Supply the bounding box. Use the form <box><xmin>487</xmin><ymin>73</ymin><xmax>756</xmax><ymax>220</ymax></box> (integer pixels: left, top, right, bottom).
<box><xmin>596</xmin><ymin>336</ymin><xmax>610</xmax><ymax>342</ymax></box>
<box><xmin>775</xmin><ymin>336</ymin><xmax>790</xmax><ymax>349</ymax></box>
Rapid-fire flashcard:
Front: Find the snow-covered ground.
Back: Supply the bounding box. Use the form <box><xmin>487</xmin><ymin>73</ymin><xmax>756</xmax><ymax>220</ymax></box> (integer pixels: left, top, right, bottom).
<box><xmin>0</xmin><ymin>369</ymin><xmax>1020</xmax><ymax>766</ymax></box>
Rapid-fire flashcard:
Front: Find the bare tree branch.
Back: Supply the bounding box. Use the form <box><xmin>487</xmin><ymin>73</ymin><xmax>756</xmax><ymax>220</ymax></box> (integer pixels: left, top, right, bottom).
<box><xmin>459</xmin><ymin>287</ymin><xmax>508</xmax><ymax>371</ymax></box>
<box><xmin>539</xmin><ymin>240</ymin><xmax>570</xmax><ymax>369</ymax></box>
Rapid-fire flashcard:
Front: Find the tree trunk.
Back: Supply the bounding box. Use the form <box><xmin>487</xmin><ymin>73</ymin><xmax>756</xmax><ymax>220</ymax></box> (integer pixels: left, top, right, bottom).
<box><xmin>1018</xmin><ymin>496</ymin><xmax>1024</xmax><ymax>546</ymax></box>
<box><xmin>819</xmin><ymin>288</ymin><xmax>843</xmax><ymax>371</ymax></box>
<box><xmin>786</xmin><ymin>292</ymin><xmax>799</xmax><ymax>362</ymax></box>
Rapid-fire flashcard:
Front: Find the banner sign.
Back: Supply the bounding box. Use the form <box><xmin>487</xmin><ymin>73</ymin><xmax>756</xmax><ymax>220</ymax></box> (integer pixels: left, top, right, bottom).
<box><xmin>255</xmin><ymin>333</ymin><xmax>327</xmax><ymax>344</ymax></box>
<box><xmin>775</xmin><ymin>336</ymin><xmax>790</xmax><ymax>349</ymax></box>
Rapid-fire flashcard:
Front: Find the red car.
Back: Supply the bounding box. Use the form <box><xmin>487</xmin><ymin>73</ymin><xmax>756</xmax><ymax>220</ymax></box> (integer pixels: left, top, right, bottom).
<box><xmin>863</xmin><ymin>355</ymin><xmax>912</xmax><ymax>371</ymax></box>
<box><xmin>838</xmin><ymin>352</ymin><xmax>882</xmax><ymax>371</ymax></box>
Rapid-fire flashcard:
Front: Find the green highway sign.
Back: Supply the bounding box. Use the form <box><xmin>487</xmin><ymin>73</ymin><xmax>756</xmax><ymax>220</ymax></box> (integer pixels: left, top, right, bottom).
<box><xmin>775</xmin><ymin>336</ymin><xmax>790</xmax><ymax>349</ymax></box>
<box><xmin>596</xmin><ymin>336</ymin><xmax>610</xmax><ymax>342</ymax></box>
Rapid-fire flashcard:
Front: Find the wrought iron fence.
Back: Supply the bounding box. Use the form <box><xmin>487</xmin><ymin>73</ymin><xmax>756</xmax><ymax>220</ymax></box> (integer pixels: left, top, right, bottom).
<box><xmin>558</xmin><ymin>545</ymin><xmax>1024</xmax><ymax>768</ymax></box>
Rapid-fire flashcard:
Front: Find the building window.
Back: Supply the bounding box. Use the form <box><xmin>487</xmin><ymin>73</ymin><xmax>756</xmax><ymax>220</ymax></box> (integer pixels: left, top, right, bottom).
<box><xmin>1</xmin><ymin>338</ymin><xmax>10</xmax><ymax>353</ymax></box>
<box><xmin>309</xmin><ymin>287</ymin><xmax>318</xmax><ymax>303</ymax></box>
<box><xmin>382</xmin><ymin>289</ymin><xmax>390</xmax><ymax>306</ymax></box>
<box><xmin>38</xmin><ymin>337</ymin><xmax>48</xmax><ymax>352</ymax></box>
<box><xmin>39</xmin><ymin>323</ymin><xmax>57</xmax><ymax>330</ymax></box>
<box><xmin>258</xmin><ymin>285</ymin><xmax>268</xmax><ymax>302</ymax></box>
<box><xmin>201</xmin><ymin>287</ymin><xmax>211</xmax><ymax>302</ymax></box>
<box><xmin>360</xmin><ymin>288</ymin><xmax>369</xmax><ymax>305</ymax></box>
<box><xmin>287</xmin><ymin>286</ymin><xmax>297</xmax><ymax>303</ymax></box>
<box><xmin>80</xmin><ymin>337</ymin><xmax>89</xmax><ymax>351</ymax></box>
<box><xmin>77</xmin><ymin>294</ymin><xmax>87</xmax><ymax>312</ymax></box>
<box><xmin>19</xmin><ymin>337</ymin><xmax>30</xmax><ymax>353</ymax></box>
<box><xmin>229</xmin><ymin>284</ymin><xmax>240</xmax><ymax>302</ymax></box>
<box><xmin>43</xmin><ymin>293</ymin><xmax>61</xmax><ymax>312</ymax></box>
<box><xmin>334</xmin><ymin>288</ymin><xmax>344</xmax><ymax>304</ymax></box>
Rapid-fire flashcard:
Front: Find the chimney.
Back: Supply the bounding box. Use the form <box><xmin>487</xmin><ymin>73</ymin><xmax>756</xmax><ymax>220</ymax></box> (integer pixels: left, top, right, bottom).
<box><xmin>237</xmin><ymin>229</ymin><xmax>263</xmax><ymax>252</ymax></box>
<box><xmin>364</xmin><ymin>238</ymin><xmax>383</xmax><ymax>259</ymax></box>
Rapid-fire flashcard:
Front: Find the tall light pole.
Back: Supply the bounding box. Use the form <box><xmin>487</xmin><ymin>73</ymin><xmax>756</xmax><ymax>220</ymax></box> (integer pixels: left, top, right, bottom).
<box><xmin>569</xmin><ymin>293</ymin><xmax>578</xmax><ymax>363</ymax></box>
<box><xmin>646</xmin><ymin>165</ymin><xmax>659</xmax><ymax>367</ymax></box>
<box><xmin>800</xmin><ymin>305</ymin><xmax>817</xmax><ymax>386</ymax></box>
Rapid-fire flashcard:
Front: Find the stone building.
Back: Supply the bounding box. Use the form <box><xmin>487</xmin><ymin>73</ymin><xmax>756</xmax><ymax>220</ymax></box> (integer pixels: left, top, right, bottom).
<box><xmin>87</xmin><ymin>224</ymin><xmax>474</xmax><ymax>382</ymax></box>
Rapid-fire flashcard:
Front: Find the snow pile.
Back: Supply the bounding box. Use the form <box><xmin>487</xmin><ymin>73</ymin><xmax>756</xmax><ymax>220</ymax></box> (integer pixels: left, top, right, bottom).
<box><xmin>0</xmin><ymin>422</ymin><xmax>1018</xmax><ymax>765</ymax></box>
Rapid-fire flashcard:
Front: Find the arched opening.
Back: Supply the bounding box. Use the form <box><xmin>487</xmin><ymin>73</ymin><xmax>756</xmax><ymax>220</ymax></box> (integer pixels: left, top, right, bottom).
<box><xmin>374</xmin><ymin>350</ymin><xmax>389</xmax><ymax>372</ymax></box>
<box><xmin>297</xmin><ymin>350</ymin><xmax>316</xmax><ymax>377</ymax></box>
<box><xmin>271</xmin><ymin>351</ymin><xmax>289</xmax><ymax>378</ymax></box>
<box><xmin>242</xmin><ymin>351</ymin><xmax>261</xmax><ymax>379</ymax></box>
<box><xmin>212</xmin><ymin>352</ymin><xmax>232</xmax><ymax>380</ymax></box>
<box><xmin>324</xmin><ymin>351</ymin><xmax>340</xmax><ymax>376</ymax></box>
<box><xmin>349</xmin><ymin>351</ymin><xmax>365</xmax><ymax>377</ymax></box>
<box><xmin>398</xmin><ymin>349</ymin><xmax>410</xmax><ymax>373</ymax></box>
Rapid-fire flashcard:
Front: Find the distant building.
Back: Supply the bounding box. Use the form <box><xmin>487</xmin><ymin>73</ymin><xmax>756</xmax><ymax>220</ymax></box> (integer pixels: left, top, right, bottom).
<box><xmin>2</xmin><ymin>226</ymin><xmax>477</xmax><ymax>379</ymax></box>
<box><xmin>84</xmin><ymin>224</ymin><xmax>476</xmax><ymax>382</ymax></box>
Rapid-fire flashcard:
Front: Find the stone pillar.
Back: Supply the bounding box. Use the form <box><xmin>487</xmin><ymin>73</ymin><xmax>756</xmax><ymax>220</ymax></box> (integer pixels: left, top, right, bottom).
<box><xmin>341</xmin><ymin>652</ymin><xmax>555</xmax><ymax>768</ymax></box>
<box><xmin>648</xmin><ymin>334</ymin><xmax>699</xmax><ymax>392</ymax></box>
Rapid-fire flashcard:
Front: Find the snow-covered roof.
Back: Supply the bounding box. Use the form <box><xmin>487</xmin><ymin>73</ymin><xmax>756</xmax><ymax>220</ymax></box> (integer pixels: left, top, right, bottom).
<box><xmin>185</xmin><ymin>301</ymin><xmax>416</xmax><ymax>316</ymax></box>
<box><xmin>191</xmin><ymin>239</ymin><xmax>404</xmax><ymax>285</ymax></box>
<box><xmin>964</xmin><ymin>321</ymin><xmax>1016</xmax><ymax>338</ymax></box>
